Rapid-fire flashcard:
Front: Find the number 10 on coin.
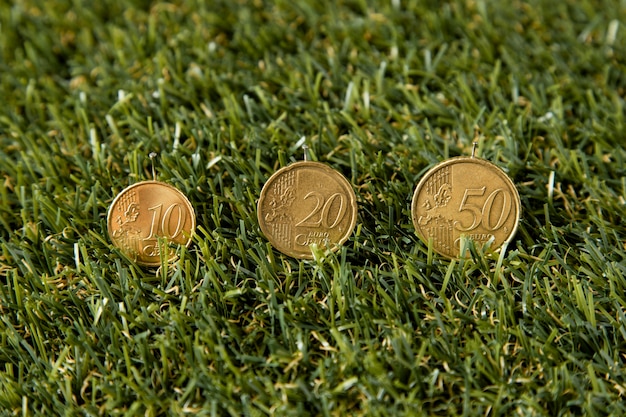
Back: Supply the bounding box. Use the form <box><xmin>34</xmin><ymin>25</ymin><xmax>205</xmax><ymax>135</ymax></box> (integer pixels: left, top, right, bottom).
<box><xmin>107</xmin><ymin>181</ymin><xmax>196</xmax><ymax>266</ymax></box>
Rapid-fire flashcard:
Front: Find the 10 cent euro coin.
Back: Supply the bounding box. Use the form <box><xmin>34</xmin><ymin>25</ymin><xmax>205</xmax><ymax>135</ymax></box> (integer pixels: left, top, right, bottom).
<box><xmin>107</xmin><ymin>181</ymin><xmax>196</xmax><ymax>266</ymax></box>
<box><xmin>258</xmin><ymin>161</ymin><xmax>358</xmax><ymax>259</ymax></box>
<box><xmin>411</xmin><ymin>157</ymin><xmax>520</xmax><ymax>258</ymax></box>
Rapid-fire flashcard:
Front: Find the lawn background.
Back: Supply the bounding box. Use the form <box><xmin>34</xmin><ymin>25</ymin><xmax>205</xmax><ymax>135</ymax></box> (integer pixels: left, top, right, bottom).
<box><xmin>1</xmin><ymin>0</ymin><xmax>626</xmax><ymax>415</ymax></box>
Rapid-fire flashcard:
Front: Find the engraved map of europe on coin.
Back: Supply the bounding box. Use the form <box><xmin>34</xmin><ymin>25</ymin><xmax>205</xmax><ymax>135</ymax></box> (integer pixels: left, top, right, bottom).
<box><xmin>411</xmin><ymin>157</ymin><xmax>520</xmax><ymax>258</ymax></box>
<box><xmin>258</xmin><ymin>161</ymin><xmax>358</xmax><ymax>259</ymax></box>
<box><xmin>107</xmin><ymin>181</ymin><xmax>196</xmax><ymax>266</ymax></box>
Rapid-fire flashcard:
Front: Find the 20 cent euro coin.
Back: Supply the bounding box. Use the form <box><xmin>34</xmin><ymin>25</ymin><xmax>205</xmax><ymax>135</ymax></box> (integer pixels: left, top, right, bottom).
<box><xmin>411</xmin><ymin>157</ymin><xmax>520</xmax><ymax>258</ymax></box>
<box><xmin>107</xmin><ymin>181</ymin><xmax>196</xmax><ymax>266</ymax></box>
<box><xmin>258</xmin><ymin>161</ymin><xmax>358</xmax><ymax>259</ymax></box>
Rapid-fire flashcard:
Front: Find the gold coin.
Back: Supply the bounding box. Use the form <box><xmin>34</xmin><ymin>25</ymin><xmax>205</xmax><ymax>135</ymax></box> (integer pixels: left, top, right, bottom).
<box><xmin>257</xmin><ymin>161</ymin><xmax>358</xmax><ymax>259</ymax></box>
<box><xmin>411</xmin><ymin>157</ymin><xmax>521</xmax><ymax>258</ymax></box>
<box><xmin>107</xmin><ymin>181</ymin><xmax>196</xmax><ymax>266</ymax></box>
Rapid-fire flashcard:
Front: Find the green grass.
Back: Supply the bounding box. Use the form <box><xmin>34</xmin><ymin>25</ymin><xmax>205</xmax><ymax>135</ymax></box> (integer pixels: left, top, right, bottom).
<box><xmin>1</xmin><ymin>0</ymin><xmax>626</xmax><ymax>415</ymax></box>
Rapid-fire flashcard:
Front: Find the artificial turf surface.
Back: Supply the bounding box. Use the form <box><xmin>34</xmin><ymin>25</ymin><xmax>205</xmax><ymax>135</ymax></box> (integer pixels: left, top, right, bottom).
<box><xmin>1</xmin><ymin>0</ymin><xmax>626</xmax><ymax>415</ymax></box>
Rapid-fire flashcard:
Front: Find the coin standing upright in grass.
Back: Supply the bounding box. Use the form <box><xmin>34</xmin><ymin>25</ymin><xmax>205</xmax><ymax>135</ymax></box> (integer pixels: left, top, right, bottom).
<box><xmin>258</xmin><ymin>158</ymin><xmax>358</xmax><ymax>259</ymax></box>
<box><xmin>411</xmin><ymin>150</ymin><xmax>520</xmax><ymax>258</ymax></box>
<box><xmin>107</xmin><ymin>180</ymin><xmax>196</xmax><ymax>267</ymax></box>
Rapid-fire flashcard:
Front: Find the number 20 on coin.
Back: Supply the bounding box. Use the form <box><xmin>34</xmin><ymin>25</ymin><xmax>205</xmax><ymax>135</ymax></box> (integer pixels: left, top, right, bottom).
<box><xmin>257</xmin><ymin>161</ymin><xmax>358</xmax><ymax>259</ymax></box>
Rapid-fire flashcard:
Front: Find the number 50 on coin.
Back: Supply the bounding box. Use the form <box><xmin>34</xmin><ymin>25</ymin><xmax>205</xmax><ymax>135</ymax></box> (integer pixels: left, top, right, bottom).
<box><xmin>411</xmin><ymin>155</ymin><xmax>521</xmax><ymax>258</ymax></box>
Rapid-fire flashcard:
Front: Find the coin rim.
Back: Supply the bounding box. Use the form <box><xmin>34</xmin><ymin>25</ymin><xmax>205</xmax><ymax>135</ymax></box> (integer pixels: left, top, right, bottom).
<box><xmin>410</xmin><ymin>156</ymin><xmax>521</xmax><ymax>259</ymax></box>
<box><xmin>107</xmin><ymin>180</ymin><xmax>196</xmax><ymax>267</ymax></box>
<box><xmin>257</xmin><ymin>161</ymin><xmax>358</xmax><ymax>259</ymax></box>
